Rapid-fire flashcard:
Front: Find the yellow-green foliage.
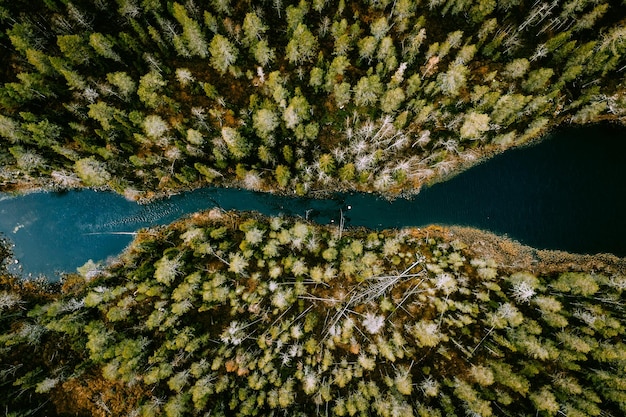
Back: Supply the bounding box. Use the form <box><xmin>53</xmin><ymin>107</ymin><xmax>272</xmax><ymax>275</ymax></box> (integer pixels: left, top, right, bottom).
<box><xmin>3</xmin><ymin>211</ymin><xmax>625</xmax><ymax>416</ymax></box>
<box><xmin>0</xmin><ymin>0</ymin><xmax>624</xmax><ymax>198</ymax></box>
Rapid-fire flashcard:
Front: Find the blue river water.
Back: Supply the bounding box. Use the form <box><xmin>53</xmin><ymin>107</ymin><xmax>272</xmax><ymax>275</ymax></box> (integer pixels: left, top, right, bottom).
<box><xmin>1</xmin><ymin>124</ymin><xmax>625</xmax><ymax>279</ymax></box>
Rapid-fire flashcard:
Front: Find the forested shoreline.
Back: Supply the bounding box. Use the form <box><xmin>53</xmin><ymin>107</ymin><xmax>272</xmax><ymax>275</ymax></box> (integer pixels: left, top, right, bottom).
<box><xmin>1</xmin><ymin>0</ymin><xmax>625</xmax><ymax>200</ymax></box>
<box><xmin>1</xmin><ymin>210</ymin><xmax>625</xmax><ymax>416</ymax></box>
<box><xmin>2</xmin><ymin>0</ymin><xmax>626</xmax><ymax>415</ymax></box>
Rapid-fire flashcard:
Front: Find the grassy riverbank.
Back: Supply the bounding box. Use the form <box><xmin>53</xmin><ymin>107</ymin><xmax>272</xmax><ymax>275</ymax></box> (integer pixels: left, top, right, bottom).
<box><xmin>1</xmin><ymin>210</ymin><xmax>625</xmax><ymax>416</ymax></box>
<box><xmin>1</xmin><ymin>0</ymin><xmax>625</xmax><ymax>200</ymax></box>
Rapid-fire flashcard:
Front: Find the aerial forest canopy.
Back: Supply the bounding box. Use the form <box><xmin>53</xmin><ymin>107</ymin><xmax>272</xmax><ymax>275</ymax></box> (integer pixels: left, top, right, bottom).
<box><xmin>1</xmin><ymin>210</ymin><xmax>626</xmax><ymax>416</ymax></box>
<box><xmin>1</xmin><ymin>1</ymin><xmax>626</xmax><ymax>416</ymax></box>
<box><xmin>0</xmin><ymin>0</ymin><xmax>625</xmax><ymax>199</ymax></box>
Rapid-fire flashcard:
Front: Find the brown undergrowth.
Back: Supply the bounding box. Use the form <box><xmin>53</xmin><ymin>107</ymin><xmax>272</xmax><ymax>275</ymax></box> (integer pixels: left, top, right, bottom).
<box><xmin>446</xmin><ymin>225</ymin><xmax>626</xmax><ymax>275</ymax></box>
<box><xmin>52</xmin><ymin>373</ymin><xmax>150</xmax><ymax>417</ymax></box>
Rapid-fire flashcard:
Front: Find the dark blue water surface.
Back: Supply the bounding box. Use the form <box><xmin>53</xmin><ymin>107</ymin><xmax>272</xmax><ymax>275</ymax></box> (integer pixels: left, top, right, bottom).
<box><xmin>1</xmin><ymin>124</ymin><xmax>625</xmax><ymax>279</ymax></box>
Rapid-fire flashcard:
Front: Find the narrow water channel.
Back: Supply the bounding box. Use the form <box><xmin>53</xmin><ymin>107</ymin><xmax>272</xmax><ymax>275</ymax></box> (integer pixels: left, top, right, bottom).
<box><xmin>1</xmin><ymin>124</ymin><xmax>625</xmax><ymax>279</ymax></box>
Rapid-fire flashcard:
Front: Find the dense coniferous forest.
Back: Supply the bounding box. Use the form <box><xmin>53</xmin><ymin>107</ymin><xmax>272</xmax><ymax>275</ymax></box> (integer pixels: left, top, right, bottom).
<box><xmin>1</xmin><ymin>211</ymin><xmax>626</xmax><ymax>416</ymax></box>
<box><xmin>1</xmin><ymin>0</ymin><xmax>626</xmax><ymax>416</ymax></box>
<box><xmin>0</xmin><ymin>0</ymin><xmax>624</xmax><ymax>198</ymax></box>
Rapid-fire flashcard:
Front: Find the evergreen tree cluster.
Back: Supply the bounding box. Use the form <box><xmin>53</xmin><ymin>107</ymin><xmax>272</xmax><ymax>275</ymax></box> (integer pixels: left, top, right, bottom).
<box><xmin>0</xmin><ymin>0</ymin><xmax>624</xmax><ymax>198</ymax></box>
<box><xmin>1</xmin><ymin>211</ymin><xmax>625</xmax><ymax>416</ymax></box>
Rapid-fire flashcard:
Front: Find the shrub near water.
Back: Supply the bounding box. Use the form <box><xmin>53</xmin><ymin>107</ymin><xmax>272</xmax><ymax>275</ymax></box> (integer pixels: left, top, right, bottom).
<box><xmin>2</xmin><ymin>210</ymin><xmax>625</xmax><ymax>416</ymax></box>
